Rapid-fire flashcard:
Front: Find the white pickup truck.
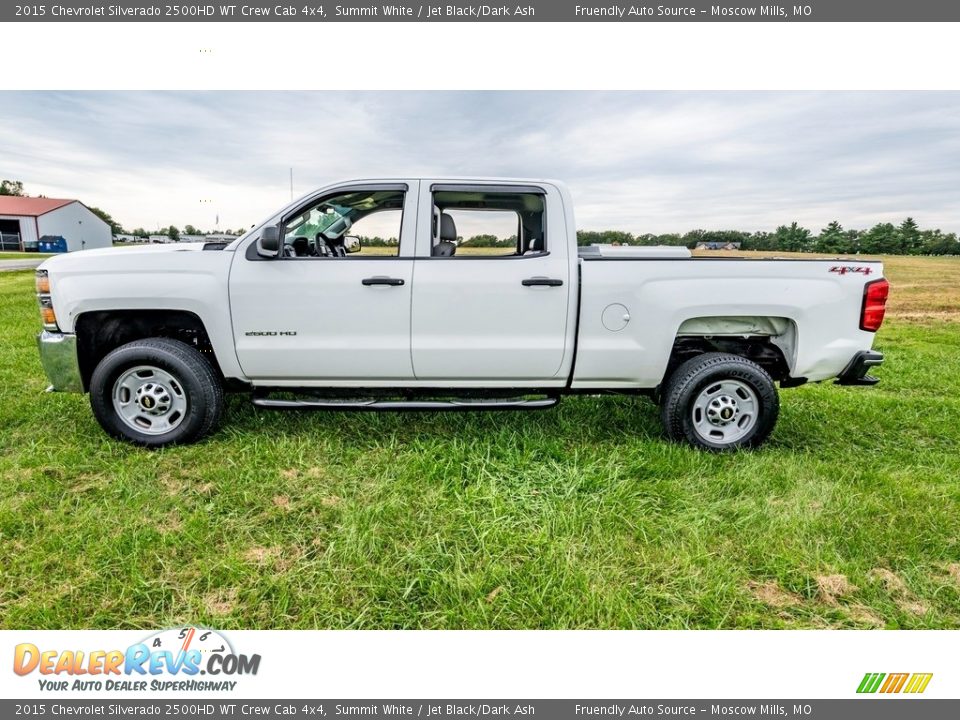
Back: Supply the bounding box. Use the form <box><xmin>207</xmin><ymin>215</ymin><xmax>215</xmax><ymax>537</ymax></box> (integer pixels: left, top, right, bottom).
<box><xmin>35</xmin><ymin>178</ymin><xmax>888</xmax><ymax>450</ymax></box>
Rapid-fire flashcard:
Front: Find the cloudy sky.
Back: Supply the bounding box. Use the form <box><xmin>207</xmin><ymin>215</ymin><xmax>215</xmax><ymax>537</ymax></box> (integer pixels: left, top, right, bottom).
<box><xmin>2</xmin><ymin>91</ymin><xmax>959</xmax><ymax>234</ymax></box>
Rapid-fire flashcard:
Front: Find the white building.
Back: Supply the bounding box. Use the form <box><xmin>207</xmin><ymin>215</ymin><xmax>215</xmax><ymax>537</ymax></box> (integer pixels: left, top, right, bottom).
<box><xmin>0</xmin><ymin>197</ymin><xmax>112</xmax><ymax>253</ymax></box>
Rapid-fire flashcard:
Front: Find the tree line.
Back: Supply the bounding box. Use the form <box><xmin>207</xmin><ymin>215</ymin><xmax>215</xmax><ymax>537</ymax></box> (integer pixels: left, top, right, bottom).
<box><xmin>4</xmin><ymin>179</ymin><xmax>959</xmax><ymax>255</ymax></box>
<box><xmin>577</xmin><ymin>219</ymin><xmax>960</xmax><ymax>255</ymax></box>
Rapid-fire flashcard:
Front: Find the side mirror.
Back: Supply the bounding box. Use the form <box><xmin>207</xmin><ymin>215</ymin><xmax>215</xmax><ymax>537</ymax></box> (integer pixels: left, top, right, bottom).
<box><xmin>344</xmin><ymin>235</ymin><xmax>362</xmax><ymax>254</ymax></box>
<box><xmin>257</xmin><ymin>226</ymin><xmax>281</xmax><ymax>257</ymax></box>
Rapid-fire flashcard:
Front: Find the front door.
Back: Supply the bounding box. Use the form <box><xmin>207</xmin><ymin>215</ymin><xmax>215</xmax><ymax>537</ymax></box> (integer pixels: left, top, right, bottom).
<box><xmin>229</xmin><ymin>183</ymin><xmax>417</xmax><ymax>382</ymax></box>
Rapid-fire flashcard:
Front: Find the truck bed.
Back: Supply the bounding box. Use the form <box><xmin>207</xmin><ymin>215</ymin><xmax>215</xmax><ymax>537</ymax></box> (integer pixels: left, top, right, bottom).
<box><xmin>572</xmin><ymin>250</ymin><xmax>884</xmax><ymax>389</ymax></box>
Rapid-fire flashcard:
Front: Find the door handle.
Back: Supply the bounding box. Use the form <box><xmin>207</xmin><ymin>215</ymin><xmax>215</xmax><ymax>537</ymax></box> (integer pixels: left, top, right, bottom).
<box><xmin>362</xmin><ymin>277</ymin><xmax>405</xmax><ymax>286</ymax></box>
<box><xmin>522</xmin><ymin>277</ymin><xmax>563</xmax><ymax>287</ymax></box>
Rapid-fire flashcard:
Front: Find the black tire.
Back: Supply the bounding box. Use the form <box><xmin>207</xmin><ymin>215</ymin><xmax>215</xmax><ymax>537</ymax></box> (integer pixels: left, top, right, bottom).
<box><xmin>660</xmin><ymin>352</ymin><xmax>779</xmax><ymax>451</ymax></box>
<box><xmin>89</xmin><ymin>338</ymin><xmax>223</xmax><ymax>448</ymax></box>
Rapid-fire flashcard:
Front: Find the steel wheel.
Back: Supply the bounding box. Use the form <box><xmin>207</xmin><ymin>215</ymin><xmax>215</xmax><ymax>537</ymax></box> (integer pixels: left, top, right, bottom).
<box><xmin>690</xmin><ymin>378</ymin><xmax>759</xmax><ymax>445</ymax></box>
<box><xmin>112</xmin><ymin>364</ymin><xmax>188</xmax><ymax>435</ymax></box>
<box><xmin>661</xmin><ymin>352</ymin><xmax>779</xmax><ymax>451</ymax></box>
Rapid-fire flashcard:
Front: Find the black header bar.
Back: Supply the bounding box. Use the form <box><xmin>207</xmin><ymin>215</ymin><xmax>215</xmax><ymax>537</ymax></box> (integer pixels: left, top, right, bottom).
<box><xmin>6</xmin><ymin>0</ymin><xmax>960</xmax><ymax>22</ymax></box>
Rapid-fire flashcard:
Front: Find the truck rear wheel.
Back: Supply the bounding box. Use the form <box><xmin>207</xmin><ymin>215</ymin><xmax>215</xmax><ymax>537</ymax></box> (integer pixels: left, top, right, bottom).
<box><xmin>660</xmin><ymin>352</ymin><xmax>779</xmax><ymax>451</ymax></box>
<box><xmin>89</xmin><ymin>338</ymin><xmax>223</xmax><ymax>447</ymax></box>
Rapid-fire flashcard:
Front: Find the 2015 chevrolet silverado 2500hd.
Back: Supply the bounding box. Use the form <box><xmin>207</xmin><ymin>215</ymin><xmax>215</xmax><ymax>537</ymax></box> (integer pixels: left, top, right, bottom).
<box><xmin>35</xmin><ymin>178</ymin><xmax>888</xmax><ymax>450</ymax></box>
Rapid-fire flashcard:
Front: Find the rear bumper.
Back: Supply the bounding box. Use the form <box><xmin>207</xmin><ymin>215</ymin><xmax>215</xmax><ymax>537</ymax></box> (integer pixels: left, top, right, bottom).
<box><xmin>835</xmin><ymin>350</ymin><xmax>884</xmax><ymax>386</ymax></box>
<box><xmin>37</xmin><ymin>331</ymin><xmax>83</xmax><ymax>393</ymax></box>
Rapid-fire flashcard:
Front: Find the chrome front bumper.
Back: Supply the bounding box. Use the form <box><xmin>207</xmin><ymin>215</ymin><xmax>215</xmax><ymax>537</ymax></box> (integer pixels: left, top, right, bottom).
<box><xmin>37</xmin><ymin>331</ymin><xmax>83</xmax><ymax>393</ymax></box>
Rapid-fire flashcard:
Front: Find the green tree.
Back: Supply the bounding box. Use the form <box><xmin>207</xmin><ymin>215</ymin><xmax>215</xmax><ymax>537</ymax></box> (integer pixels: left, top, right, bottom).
<box><xmin>183</xmin><ymin>224</ymin><xmax>199</xmax><ymax>236</ymax></box>
<box><xmin>744</xmin><ymin>231</ymin><xmax>777</xmax><ymax>251</ymax></box>
<box><xmin>464</xmin><ymin>234</ymin><xmax>499</xmax><ymax>247</ymax></box>
<box><xmin>129</xmin><ymin>227</ymin><xmax>149</xmax><ymax>239</ymax></box>
<box><xmin>167</xmin><ymin>225</ymin><xmax>180</xmax><ymax>242</ymax></box>
<box><xmin>88</xmin><ymin>206</ymin><xmax>124</xmax><ymax>235</ymax></box>
<box><xmin>680</xmin><ymin>229</ymin><xmax>707</xmax><ymax>248</ymax></box>
<box><xmin>844</xmin><ymin>229</ymin><xmax>862</xmax><ymax>254</ymax></box>
<box><xmin>0</xmin><ymin>180</ymin><xmax>24</xmax><ymax>196</ymax></box>
<box><xmin>920</xmin><ymin>229</ymin><xmax>960</xmax><ymax>255</ymax></box>
<box><xmin>576</xmin><ymin>230</ymin><xmax>635</xmax><ymax>246</ymax></box>
<box><xmin>898</xmin><ymin>217</ymin><xmax>922</xmax><ymax>255</ymax></box>
<box><xmin>859</xmin><ymin>223</ymin><xmax>897</xmax><ymax>254</ymax></box>
<box><xmin>771</xmin><ymin>222</ymin><xmax>812</xmax><ymax>252</ymax></box>
<box><xmin>815</xmin><ymin>221</ymin><xmax>847</xmax><ymax>253</ymax></box>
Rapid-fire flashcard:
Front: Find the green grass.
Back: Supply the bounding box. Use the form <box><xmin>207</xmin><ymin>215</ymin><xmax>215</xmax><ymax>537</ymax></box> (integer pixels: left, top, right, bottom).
<box><xmin>1</xmin><ymin>267</ymin><xmax>959</xmax><ymax>629</ymax></box>
<box><xmin>0</xmin><ymin>252</ymin><xmax>52</xmax><ymax>260</ymax></box>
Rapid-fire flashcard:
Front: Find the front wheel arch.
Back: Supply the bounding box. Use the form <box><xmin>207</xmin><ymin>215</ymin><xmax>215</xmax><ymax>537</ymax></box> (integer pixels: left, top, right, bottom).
<box><xmin>75</xmin><ymin>309</ymin><xmax>221</xmax><ymax>392</ymax></box>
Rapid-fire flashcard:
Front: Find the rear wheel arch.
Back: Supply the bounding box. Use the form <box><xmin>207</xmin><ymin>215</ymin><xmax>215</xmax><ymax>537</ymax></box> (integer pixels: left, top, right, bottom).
<box><xmin>661</xmin><ymin>315</ymin><xmax>798</xmax><ymax>388</ymax></box>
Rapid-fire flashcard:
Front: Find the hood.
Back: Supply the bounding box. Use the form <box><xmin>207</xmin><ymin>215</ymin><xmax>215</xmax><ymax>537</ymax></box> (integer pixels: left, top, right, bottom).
<box><xmin>38</xmin><ymin>242</ymin><xmax>227</xmax><ymax>271</ymax></box>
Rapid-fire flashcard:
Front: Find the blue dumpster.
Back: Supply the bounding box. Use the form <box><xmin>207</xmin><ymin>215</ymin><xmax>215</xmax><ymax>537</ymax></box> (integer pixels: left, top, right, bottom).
<box><xmin>38</xmin><ymin>236</ymin><xmax>68</xmax><ymax>253</ymax></box>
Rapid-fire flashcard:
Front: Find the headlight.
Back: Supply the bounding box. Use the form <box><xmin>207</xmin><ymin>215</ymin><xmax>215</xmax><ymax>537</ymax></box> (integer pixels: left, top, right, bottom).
<box><xmin>36</xmin><ymin>270</ymin><xmax>59</xmax><ymax>331</ymax></box>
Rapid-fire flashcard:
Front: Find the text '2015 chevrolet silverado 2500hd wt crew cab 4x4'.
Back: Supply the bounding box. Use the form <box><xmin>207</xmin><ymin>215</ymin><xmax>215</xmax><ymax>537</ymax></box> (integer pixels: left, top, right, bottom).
<box><xmin>35</xmin><ymin>178</ymin><xmax>888</xmax><ymax>450</ymax></box>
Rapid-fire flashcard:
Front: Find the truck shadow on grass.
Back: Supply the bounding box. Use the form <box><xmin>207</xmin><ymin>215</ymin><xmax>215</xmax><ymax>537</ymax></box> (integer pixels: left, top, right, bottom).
<box><xmin>227</xmin><ymin>394</ymin><xmax>667</xmax><ymax>446</ymax></box>
<box><xmin>219</xmin><ymin>391</ymin><xmax>860</xmax><ymax>456</ymax></box>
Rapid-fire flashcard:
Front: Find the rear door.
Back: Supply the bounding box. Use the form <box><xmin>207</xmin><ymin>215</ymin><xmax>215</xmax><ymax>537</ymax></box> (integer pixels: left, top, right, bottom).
<box><xmin>229</xmin><ymin>182</ymin><xmax>418</xmax><ymax>382</ymax></box>
<box><xmin>409</xmin><ymin>182</ymin><xmax>572</xmax><ymax>383</ymax></box>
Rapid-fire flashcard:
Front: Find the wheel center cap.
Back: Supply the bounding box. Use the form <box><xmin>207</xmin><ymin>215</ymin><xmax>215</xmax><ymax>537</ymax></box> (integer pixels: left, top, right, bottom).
<box><xmin>135</xmin><ymin>382</ymin><xmax>172</xmax><ymax>415</ymax></box>
<box><xmin>706</xmin><ymin>394</ymin><xmax>740</xmax><ymax>426</ymax></box>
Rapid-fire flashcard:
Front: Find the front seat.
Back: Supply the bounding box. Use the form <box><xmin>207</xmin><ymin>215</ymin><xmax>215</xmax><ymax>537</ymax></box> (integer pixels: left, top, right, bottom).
<box><xmin>317</xmin><ymin>233</ymin><xmax>347</xmax><ymax>257</ymax></box>
<box><xmin>291</xmin><ymin>236</ymin><xmax>310</xmax><ymax>257</ymax></box>
<box><xmin>432</xmin><ymin>213</ymin><xmax>457</xmax><ymax>257</ymax></box>
<box><xmin>314</xmin><ymin>233</ymin><xmax>331</xmax><ymax>257</ymax></box>
<box><xmin>524</xmin><ymin>236</ymin><xmax>544</xmax><ymax>255</ymax></box>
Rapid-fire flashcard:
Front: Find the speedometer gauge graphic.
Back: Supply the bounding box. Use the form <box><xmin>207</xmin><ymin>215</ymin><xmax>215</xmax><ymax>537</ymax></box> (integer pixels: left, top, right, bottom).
<box><xmin>141</xmin><ymin>626</ymin><xmax>233</xmax><ymax>660</ymax></box>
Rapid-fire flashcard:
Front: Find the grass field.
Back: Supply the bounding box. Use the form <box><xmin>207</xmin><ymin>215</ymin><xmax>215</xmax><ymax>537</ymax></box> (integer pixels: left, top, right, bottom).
<box><xmin>1</xmin><ymin>255</ymin><xmax>959</xmax><ymax>629</ymax></box>
<box><xmin>0</xmin><ymin>252</ymin><xmax>54</xmax><ymax>260</ymax></box>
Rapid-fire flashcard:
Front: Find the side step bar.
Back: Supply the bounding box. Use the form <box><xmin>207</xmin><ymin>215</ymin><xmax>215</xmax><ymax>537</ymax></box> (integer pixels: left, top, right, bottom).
<box><xmin>251</xmin><ymin>395</ymin><xmax>560</xmax><ymax>412</ymax></box>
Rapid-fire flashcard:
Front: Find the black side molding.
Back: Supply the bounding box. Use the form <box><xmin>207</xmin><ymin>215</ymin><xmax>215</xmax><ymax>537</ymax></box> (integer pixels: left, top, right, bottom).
<box><xmin>835</xmin><ymin>350</ymin><xmax>884</xmax><ymax>386</ymax></box>
<box><xmin>522</xmin><ymin>277</ymin><xmax>563</xmax><ymax>287</ymax></box>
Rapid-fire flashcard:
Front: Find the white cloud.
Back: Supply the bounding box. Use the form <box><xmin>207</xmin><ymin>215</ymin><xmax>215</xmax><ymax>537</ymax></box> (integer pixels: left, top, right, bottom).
<box><xmin>1</xmin><ymin>91</ymin><xmax>959</xmax><ymax>234</ymax></box>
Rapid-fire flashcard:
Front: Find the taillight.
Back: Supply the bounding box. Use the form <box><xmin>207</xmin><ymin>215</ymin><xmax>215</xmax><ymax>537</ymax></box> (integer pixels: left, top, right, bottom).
<box><xmin>860</xmin><ymin>278</ymin><xmax>889</xmax><ymax>332</ymax></box>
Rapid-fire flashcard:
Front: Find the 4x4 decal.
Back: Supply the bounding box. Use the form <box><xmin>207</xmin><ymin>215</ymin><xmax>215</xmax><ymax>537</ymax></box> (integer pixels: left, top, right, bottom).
<box><xmin>830</xmin><ymin>265</ymin><xmax>874</xmax><ymax>276</ymax></box>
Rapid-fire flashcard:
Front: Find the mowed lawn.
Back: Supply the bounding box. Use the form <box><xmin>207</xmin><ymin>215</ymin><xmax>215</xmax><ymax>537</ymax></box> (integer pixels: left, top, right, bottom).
<box><xmin>0</xmin><ymin>252</ymin><xmax>55</xmax><ymax>261</ymax></box>
<box><xmin>1</xmin><ymin>256</ymin><xmax>959</xmax><ymax>629</ymax></box>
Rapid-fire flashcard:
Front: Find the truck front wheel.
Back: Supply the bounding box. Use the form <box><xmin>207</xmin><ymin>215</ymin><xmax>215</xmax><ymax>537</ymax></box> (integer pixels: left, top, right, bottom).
<box><xmin>89</xmin><ymin>338</ymin><xmax>224</xmax><ymax>447</ymax></box>
<box><xmin>660</xmin><ymin>352</ymin><xmax>779</xmax><ymax>451</ymax></box>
